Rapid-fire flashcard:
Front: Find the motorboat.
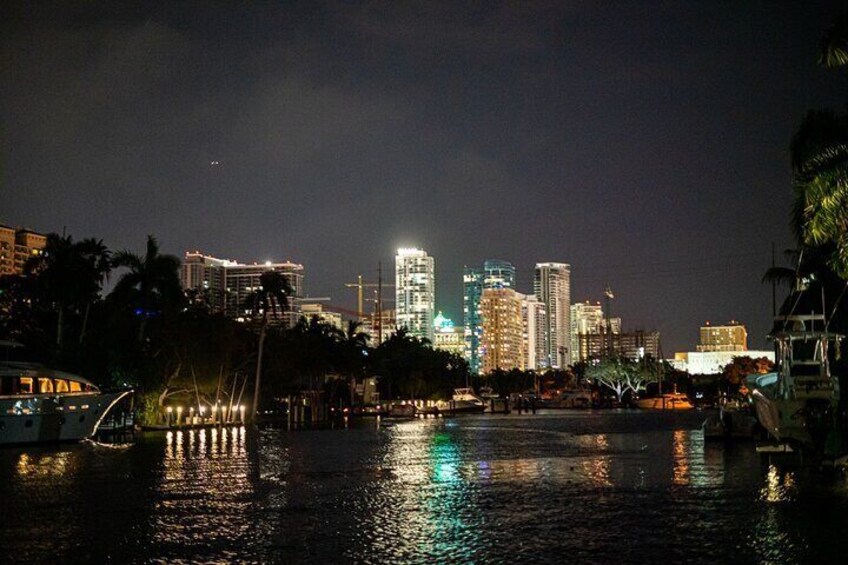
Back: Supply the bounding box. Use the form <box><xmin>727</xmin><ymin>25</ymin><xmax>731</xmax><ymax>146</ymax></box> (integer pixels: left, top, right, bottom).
<box><xmin>386</xmin><ymin>403</ymin><xmax>416</xmax><ymax>419</ymax></box>
<box><xmin>1</xmin><ymin>360</ymin><xmax>131</xmax><ymax>445</ymax></box>
<box><xmin>436</xmin><ymin>388</ymin><xmax>486</xmax><ymax>413</ymax></box>
<box><xmin>635</xmin><ymin>391</ymin><xmax>694</xmax><ymax>410</ymax></box>
<box><xmin>747</xmin><ymin>288</ymin><xmax>842</xmax><ymax>449</ymax></box>
<box><xmin>636</xmin><ymin>392</ymin><xmax>694</xmax><ymax>410</ymax></box>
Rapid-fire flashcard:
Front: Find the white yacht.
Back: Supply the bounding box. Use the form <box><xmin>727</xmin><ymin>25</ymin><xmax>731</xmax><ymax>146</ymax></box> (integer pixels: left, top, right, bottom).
<box><xmin>748</xmin><ymin>294</ymin><xmax>842</xmax><ymax>448</ymax></box>
<box><xmin>1</xmin><ymin>359</ymin><xmax>131</xmax><ymax>445</ymax></box>
<box><xmin>436</xmin><ymin>388</ymin><xmax>486</xmax><ymax>413</ymax></box>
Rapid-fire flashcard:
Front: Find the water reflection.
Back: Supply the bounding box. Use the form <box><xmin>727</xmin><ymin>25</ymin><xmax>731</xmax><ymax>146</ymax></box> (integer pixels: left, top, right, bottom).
<box><xmin>672</xmin><ymin>429</ymin><xmax>690</xmax><ymax>485</ymax></box>
<box><xmin>16</xmin><ymin>450</ymin><xmax>77</xmax><ymax>479</ymax></box>
<box><xmin>5</xmin><ymin>413</ymin><xmax>848</xmax><ymax>564</ymax></box>
<box><xmin>760</xmin><ymin>464</ymin><xmax>796</xmax><ymax>503</ymax></box>
<box><xmin>154</xmin><ymin>425</ymin><xmax>259</xmax><ymax>555</ymax></box>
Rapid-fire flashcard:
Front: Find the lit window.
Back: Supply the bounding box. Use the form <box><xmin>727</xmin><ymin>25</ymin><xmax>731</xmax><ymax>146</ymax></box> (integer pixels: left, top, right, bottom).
<box><xmin>39</xmin><ymin>378</ymin><xmax>54</xmax><ymax>393</ymax></box>
<box><xmin>69</xmin><ymin>381</ymin><xmax>82</xmax><ymax>392</ymax></box>
<box><xmin>54</xmin><ymin>379</ymin><xmax>69</xmax><ymax>393</ymax></box>
<box><xmin>19</xmin><ymin>377</ymin><xmax>34</xmax><ymax>394</ymax></box>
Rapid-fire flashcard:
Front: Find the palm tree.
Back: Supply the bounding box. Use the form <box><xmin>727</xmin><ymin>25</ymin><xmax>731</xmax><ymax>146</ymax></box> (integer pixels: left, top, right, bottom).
<box><xmin>110</xmin><ymin>235</ymin><xmax>183</xmax><ymax>343</ymax></box>
<box><xmin>243</xmin><ymin>270</ymin><xmax>293</xmax><ymax>422</ymax></box>
<box><xmin>791</xmin><ymin>15</ymin><xmax>848</xmax><ymax>276</ymax></box>
<box><xmin>76</xmin><ymin>238</ymin><xmax>111</xmax><ymax>344</ymax></box>
<box><xmin>24</xmin><ymin>234</ymin><xmax>111</xmax><ymax>347</ymax></box>
<box><xmin>339</xmin><ymin>320</ymin><xmax>371</xmax><ymax>406</ymax></box>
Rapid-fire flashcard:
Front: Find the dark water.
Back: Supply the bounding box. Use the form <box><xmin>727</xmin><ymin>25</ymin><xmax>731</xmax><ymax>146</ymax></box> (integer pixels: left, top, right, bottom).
<box><xmin>2</xmin><ymin>411</ymin><xmax>848</xmax><ymax>564</ymax></box>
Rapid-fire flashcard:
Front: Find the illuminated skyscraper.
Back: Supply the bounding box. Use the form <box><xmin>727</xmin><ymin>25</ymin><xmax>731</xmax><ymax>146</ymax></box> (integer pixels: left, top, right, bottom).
<box><xmin>480</xmin><ymin>288</ymin><xmax>524</xmax><ymax>374</ymax></box>
<box><xmin>534</xmin><ymin>262</ymin><xmax>571</xmax><ymax>368</ymax></box>
<box><xmin>395</xmin><ymin>247</ymin><xmax>435</xmax><ymax>342</ymax></box>
<box><xmin>570</xmin><ymin>300</ymin><xmax>623</xmax><ymax>362</ymax></box>
<box><xmin>463</xmin><ymin>259</ymin><xmax>516</xmax><ymax>374</ymax></box>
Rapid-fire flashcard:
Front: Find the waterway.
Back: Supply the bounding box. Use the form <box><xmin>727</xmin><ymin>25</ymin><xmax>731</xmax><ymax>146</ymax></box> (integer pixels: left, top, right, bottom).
<box><xmin>2</xmin><ymin>410</ymin><xmax>848</xmax><ymax>564</ymax></box>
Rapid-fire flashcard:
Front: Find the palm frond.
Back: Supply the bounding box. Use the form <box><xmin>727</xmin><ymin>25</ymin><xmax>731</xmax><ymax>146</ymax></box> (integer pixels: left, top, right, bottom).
<box><xmin>819</xmin><ymin>13</ymin><xmax>848</xmax><ymax>69</ymax></box>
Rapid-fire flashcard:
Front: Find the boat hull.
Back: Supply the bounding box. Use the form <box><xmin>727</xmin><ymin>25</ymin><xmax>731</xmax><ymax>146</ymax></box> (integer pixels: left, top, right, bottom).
<box><xmin>0</xmin><ymin>391</ymin><xmax>130</xmax><ymax>446</ymax></box>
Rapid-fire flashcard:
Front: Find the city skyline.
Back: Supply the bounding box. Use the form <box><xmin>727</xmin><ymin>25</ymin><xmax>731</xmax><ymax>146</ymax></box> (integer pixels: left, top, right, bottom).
<box><xmin>3</xmin><ymin>3</ymin><xmax>845</xmax><ymax>353</ymax></box>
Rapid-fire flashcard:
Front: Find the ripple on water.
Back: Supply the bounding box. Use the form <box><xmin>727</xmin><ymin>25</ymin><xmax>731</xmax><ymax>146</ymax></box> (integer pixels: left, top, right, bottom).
<box><xmin>2</xmin><ymin>413</ymin><xmax>848</xmax><ymax>564</ymax></box>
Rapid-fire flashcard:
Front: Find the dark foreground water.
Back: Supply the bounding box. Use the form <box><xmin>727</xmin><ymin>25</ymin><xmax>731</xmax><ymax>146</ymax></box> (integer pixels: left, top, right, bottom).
<box><xmin>2</xmin><ymin>410</ymin><xmax>848</xmax><ymax>564</ymax></box>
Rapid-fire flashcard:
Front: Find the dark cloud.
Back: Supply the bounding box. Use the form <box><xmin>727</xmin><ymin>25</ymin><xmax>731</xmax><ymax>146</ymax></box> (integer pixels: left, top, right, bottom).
<box><xmin>1</xmin><ymin>1</ymin><xmax>845</xmax><ymax>352</ymax></box>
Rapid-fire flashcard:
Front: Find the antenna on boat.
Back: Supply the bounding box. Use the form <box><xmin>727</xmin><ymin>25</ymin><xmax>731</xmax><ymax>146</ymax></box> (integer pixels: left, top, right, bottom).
<box><xmin>779</xmin><ymin>249</ymin><xmax>807</xmax><ymax>332</ymax></box>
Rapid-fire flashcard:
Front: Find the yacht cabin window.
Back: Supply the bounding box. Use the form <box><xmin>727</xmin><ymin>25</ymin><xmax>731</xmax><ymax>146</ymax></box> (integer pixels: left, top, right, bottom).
<box><xmin>19</xmin><ymin>377</ymin><xmax>33</xmax><ymax>394</ymax></box>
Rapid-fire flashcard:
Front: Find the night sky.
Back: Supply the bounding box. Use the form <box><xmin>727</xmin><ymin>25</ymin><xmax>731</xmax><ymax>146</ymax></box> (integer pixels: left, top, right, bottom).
<box><xmin>2</xmin><ymin>2</ymin><xmax>845</xmax><ymax>354</ymax></box>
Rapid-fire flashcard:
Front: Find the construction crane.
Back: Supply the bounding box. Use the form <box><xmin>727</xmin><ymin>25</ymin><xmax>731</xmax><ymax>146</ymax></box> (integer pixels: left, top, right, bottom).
<box><xmin>604</xmin><ymin>284</ymin><xmax>615</xmax><ymax>357</ymax></box>
<box><xmin>344</xmin><ymin>274</ymin><xmax>395</xmax><ymax>318</ymax></box>
<box><xmin>344</xmin><ymin>262</ymin><xmax>395</xmax><ymax>343</ymax></box>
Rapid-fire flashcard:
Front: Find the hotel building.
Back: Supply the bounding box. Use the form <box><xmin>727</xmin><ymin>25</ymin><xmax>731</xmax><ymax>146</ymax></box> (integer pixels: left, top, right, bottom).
<box><xmin>697</xmin><ymin>321</ymin><xmax>748</xmax><ymax>352</ymax></box>
<box><xmin>180</xmin><ymin>251</ymin><xmax>304</xmax><ymax>326</ymax></box>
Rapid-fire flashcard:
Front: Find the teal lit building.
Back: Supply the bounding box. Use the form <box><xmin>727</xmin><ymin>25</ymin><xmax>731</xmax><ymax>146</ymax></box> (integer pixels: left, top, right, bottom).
<box><xmin>463</xmin><ymin>259</ymin><xmax>516</xmax><ymax>374</ymax></box>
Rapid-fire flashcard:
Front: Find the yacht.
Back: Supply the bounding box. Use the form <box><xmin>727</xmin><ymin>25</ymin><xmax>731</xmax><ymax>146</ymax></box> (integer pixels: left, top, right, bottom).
<box><xmin>748</xmin><ymin>288</ymin><xmax>842</xmax><ymax>449</ymax></box>
<box><xmin>635</xmin><ymin>391</ymin><xmax>694</xmax><ymax>410</ymax></box>
<box><xmin>436</xmin><ymin>388</ymin><xmax>486</xmax><ymax>413</ymax></box>
<box><xmin>1</xmin><ymin>358</ymin><xmax>131</xmax><ymax>445</ymax></box>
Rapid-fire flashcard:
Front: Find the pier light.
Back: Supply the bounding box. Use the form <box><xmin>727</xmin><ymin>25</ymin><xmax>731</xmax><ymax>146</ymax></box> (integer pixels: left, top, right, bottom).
<box><xmin>199</xmin><ymin>406</ymin><xmax>205</xmax><ymax>416</ymax></box>
<box><xmin>176</xmin><ymin>406</ymin><xmax>183</xmax><ymax>414</ymax></box>
<box><xmin>239</xmin><ymin>405</ymin><xmax>246</xmax><ymax>422</ymax></box>
<box><xmin>166</xmin><ymin>406</ymin><xmax>173</xmax><ymax>413</ymax></box>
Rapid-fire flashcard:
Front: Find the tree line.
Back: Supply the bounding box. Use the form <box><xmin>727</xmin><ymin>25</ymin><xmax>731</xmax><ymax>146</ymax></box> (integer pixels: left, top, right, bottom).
<box><xmin>0</xmin><ymin>235</ymin><xmax>474</xmax><ymax>423</ymax></box>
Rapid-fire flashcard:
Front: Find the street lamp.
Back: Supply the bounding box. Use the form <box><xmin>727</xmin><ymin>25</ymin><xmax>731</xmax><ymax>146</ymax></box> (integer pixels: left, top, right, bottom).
<box><xmin>166</xmin><ymin>405</ymin><xmax>173</xmax><ymax>427</ymax></box>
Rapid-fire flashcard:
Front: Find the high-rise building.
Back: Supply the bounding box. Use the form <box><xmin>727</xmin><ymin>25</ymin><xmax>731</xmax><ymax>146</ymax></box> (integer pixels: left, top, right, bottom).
<box><xmin>0</xmin><ymin>225</ymin><xmax>15</xmax><ymax>276</ymax></box>
<box><xmin>395</xmin><ymin>248</ymin><xmax>435</xmax><ymax>342</ymax></box>
<box><xmin>619</xmin><ymin>330</ymin><xmax>661</xmax><ymax>361</ymax></box>
<box><xmin>0</xmin><ymin>225</ymin><xmax>46</xmax><ymax>277</ymax></box>
<box><xmin>224</xmin><ymin>261</ymin><xmax>304</xmax><ymax>325</ymax></box>
<box><xmin>299</xmin><ymin>303</ymin><xmax>344</xmax><ymax>330</ymax></box>
<box><xmin>534</xmin><ymin>262</ymin><xmax>571</xmax><ymax>368</ymax></box>
<box><xmin>570</xmin><ymin>300</ymin><xmax>622</xmax><ymax>362</ymax></box>
<box><xmin>181</xmin><ymin>252</ymin><xmax>234</xmax><ymax>312</ymax></box>
<box><xmin>433</xmin><ymin>312</ymin><xmax>465</xmax><ymax>357</ymax></box>
<box><xmin>480</xmin><ymin>288</ymin><xmax>524</xmax><ymax>374</ymax></box>
<box><xmin>519</xmin><ymin>292</ymin><xmax>546</xmax><ymax>370</ymax></box>
<box><xmin>698</xmin><ymin>321</ymin><xmax>747</xmax><ymax>352</ymax></box>
<box><xmin>360</xmin><ymin>309</ymin><xmax>396</xmax><ymax>346</ymax></box>
<box><xmin>179</xmin><ymin>252</ymin><xmax>304</xmax><ymax>326</ymax></box>
<box><xmin>463</xmin><ymin>259</ymin><xmax>516</xmax><ymax>374</ymax></box>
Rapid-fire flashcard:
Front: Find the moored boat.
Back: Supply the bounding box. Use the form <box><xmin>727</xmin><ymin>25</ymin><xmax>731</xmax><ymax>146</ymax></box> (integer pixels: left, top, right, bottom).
<box><xmin>1</xmin><ymin>361</ymin><xmax>131</xmax><ymax>445</ymax></box>
<box><xmin>747</xmin><ymin>288</ymin><xmax>842</xmax><ymax>450</ymax></box>
<box><xmin>436</xmin><ymin>388</ymin><xmax>486</xmax><ymax>413</ymax></box>
<box><xmin>635</xmin><ymin>391</ymin><xmax>694</xmax><ymax>410</ymax></box>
